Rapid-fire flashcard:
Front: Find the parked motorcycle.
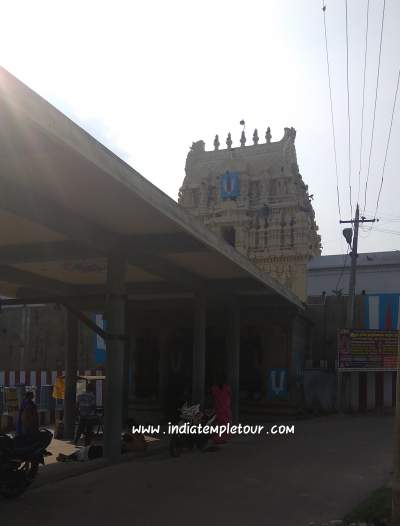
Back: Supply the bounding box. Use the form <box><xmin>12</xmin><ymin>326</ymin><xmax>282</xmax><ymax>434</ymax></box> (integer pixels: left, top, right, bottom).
<box><xmin>0</xmin><ymin>429</ymin><xmax>53</xmax><ymax>498</ymax></box>
<box><xmin>169</xmin><ymin>403</ymin><xmax>216</xmax><ymax>457</ymax></box>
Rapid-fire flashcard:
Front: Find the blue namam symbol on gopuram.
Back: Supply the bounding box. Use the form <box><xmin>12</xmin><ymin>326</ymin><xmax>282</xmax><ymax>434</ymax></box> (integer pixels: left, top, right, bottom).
<box><xmin>220</xmin><ymin>171</ymin><xmax>239</xmax><ymax>199</ymax></box>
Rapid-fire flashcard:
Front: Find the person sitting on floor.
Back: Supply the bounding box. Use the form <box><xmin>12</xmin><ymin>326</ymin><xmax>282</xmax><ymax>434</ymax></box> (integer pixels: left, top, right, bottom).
<box><xmin>57</xmin><ymin>425</ymin><xmax>147</xmax><ymax>462</ymax></box>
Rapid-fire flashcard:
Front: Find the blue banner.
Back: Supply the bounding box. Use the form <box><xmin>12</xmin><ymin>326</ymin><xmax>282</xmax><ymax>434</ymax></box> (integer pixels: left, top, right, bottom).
<box><xmin>93</xmin><ymin>313</ymin><xmax>106</xmax><ymax>364</ymax></box>
<box><xmin>363</xmin><ymin>294</ymin><xmax>400</xmax><ymax>330</ymax></box>
<box><xmin>267</xmin><ymin>368</ymin><xmax>288</xmax><ymax>400</ymax></box>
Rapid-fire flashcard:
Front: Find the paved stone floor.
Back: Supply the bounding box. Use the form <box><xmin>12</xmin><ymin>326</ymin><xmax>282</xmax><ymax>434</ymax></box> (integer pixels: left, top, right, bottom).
<box><xmin>0</xmin><ymin>415</ymin><xmax>394</xmax><ymax>526</ymax></box>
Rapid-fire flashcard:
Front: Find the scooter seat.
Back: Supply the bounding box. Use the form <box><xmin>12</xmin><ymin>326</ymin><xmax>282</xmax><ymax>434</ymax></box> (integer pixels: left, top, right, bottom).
<box><xmin>9</xmin><ymin>430</ymin><xmax>53</xmax><ymax>458</ymax></box>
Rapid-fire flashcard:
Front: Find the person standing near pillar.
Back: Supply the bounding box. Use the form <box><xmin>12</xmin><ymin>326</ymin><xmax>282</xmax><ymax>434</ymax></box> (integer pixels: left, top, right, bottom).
<box><xmin>16</xmin><ymin>391</ymin><xmax>39</xmax><ymax>438</ymax></box>
<box><xmin>74</xmin><ymin>382</ymin><xmax>97</xmax><ymax>446</ymax></box>
<box><xmin>211</xmin><ymin>372</ymin><xmax>231</xmax><ymax>444</ymax></box>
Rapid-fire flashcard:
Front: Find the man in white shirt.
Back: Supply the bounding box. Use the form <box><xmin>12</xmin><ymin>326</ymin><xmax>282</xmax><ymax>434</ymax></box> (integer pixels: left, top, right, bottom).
<box><xmin>74</xmin><ymin>382</ymin><xmax>97</xmax><ymax>446</ymax></box>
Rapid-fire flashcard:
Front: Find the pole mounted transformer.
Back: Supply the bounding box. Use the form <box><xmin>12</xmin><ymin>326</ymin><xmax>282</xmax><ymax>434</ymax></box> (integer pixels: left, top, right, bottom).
<box><xmin>342</xmin><ymin>228</ymin><xmax>353</xmax><ymax>248</ymax></box>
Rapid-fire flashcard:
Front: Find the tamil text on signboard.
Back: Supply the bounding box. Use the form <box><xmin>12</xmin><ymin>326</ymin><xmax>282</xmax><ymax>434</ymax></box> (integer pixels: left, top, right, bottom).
<box><xmin>338</xmin><ymin>329</ymin><xmax>398</xmax><ymax>369</ymax></box>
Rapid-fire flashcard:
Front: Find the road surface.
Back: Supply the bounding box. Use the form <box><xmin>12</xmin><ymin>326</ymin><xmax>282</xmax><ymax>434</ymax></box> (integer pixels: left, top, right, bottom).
<box><xmin>0</xmin><ymin>415</ymin><xmax>393</xmax><ymax>526</ymax></box>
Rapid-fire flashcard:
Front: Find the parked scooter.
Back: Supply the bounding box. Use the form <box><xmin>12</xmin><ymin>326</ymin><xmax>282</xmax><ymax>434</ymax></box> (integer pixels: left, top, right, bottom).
<box><xmin>169</xmin><ymin>403</ymin><xmax>216</xmax><ymax>457</ymax></box>
<box><xmin>0</xmin><ymin>429</ymin><xmax>53</xmax><ymax>498</ymax></box>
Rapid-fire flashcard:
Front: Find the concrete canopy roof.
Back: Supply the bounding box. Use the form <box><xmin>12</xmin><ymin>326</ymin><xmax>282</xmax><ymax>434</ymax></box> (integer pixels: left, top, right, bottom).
<box><xmin>0</xmin><ymin>67</ymin><xmax>302</xmax><ymax>309</ymax></box>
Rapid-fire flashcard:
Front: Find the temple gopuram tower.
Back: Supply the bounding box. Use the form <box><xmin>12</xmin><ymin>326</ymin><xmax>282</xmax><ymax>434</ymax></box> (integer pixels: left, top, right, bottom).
<box><xmin>178</xmin><ymin>126</ymin><xmax>321</xmax><ymax>301</ymax></box>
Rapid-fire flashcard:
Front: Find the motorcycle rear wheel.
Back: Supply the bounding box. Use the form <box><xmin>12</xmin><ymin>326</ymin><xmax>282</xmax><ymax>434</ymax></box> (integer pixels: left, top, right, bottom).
<box><xmin>0</xmin><ymin>460</ymin><xmax>39</xmax><ymax>499</ymax></box>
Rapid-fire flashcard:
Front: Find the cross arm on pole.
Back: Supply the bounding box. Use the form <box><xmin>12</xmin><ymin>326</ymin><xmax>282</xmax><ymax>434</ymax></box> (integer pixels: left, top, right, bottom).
<box><xmin>340</xmin><ymin>218</ymin><xmax>376</xmax><ymax>224</ymax></box>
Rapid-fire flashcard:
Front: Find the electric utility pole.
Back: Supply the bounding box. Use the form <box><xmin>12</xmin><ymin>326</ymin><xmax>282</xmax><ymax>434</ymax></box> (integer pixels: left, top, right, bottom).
<box><xmin>340</xmin><ymin>203</ymin><xmax>376</xmax><ymax>328</ymax></box>
<box><xmin>393</xmin><ymin>340</ymin><xmax>400</xmax><ymax>525</ymax></box>
<box><xmin>336</xmin><ymin>204</ymin><xmax>376</xmax><ymax>413</ymax></box>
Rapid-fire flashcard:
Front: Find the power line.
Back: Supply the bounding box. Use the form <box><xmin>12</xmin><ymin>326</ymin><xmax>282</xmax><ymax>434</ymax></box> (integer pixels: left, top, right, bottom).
<box><xmin>358</xmin><ymin>229</ymin><xmax>373</xmax><ymax>239</ymax></box>
<box><xmin>362</xmin><ymin>0</ymin><xmax>386</xmax><ymax>217</ymax></box>
<box><xmin>372</xmin><ymin>227</ymin><xmax>400</xmax><ymax>236</ymax></box>
<box><xmin>373</xmin><ymin>69</ymin><xmax>400</xmax><ymax>219</ymax></box>
<box><xmin>364</xmin><ymin>210</ymin><xmax>400</xmax><ymax>221</ymax></box>
<box><xmin>362</xmin><ymin>68</ymin><xmax>400</xmax><ymax>236</ymax></box>
<box><xmin>345</xmin><ymin>0</ymin><xmax>353</xmax><ymax>221</ymax></box>
<box><xmin>378</xmin><ymin>229</ymin><xmax>400</xmax><ymax>236</ymax></box>
<box><xmin>357</xmin><ymin>0</ymin><xmax>370</xmax><ymax>205</ymax></box>
<box><xmin>322</xmin><ymin>0</ymin><xmax>342</xmax><ymax>221</ymax></box>
<box><xmin>359</xmin><ymin>223</ymin><xmax>400</xmax><ymax>237</ymax></box>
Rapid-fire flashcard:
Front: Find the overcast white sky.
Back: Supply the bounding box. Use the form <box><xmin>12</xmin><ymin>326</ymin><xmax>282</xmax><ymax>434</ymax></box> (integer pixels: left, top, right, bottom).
<box><xmin>0</xmin><ymin>0</ymin><xmax>399</xmax><ymax>255</ymax></box>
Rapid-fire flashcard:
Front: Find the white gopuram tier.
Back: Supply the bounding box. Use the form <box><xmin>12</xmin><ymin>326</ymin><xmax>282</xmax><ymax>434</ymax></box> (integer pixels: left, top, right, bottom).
<box><xmin>178</xmin><ymin>127</ymin><xmax>321</xmax><ymax>301</ymax></box>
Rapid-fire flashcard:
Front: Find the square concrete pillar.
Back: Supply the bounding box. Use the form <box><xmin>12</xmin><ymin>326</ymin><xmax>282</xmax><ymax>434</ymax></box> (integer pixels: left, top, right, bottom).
<box><xmin>63</xmin><ymin>309</ymin><xmax>78</xmax><ymax>440</ymax></box>
<box><xmin>366</xmin><ymin>372</ymin><xmax>376</xmax><ymax>410</ymax></box>
<box><xmin>192</xmin><ymin>293</ymin><xmax>206</xmax><ymax>405</ymax></box>
<box><xmin>350</xmin><ymin>372</ymin><xmax>359</xmax><ymax>412</ymax></box>
<box><xmin>336</xmin><ymin>371</ymin><xmax>343</xmax><ymax>412</ymax></box>
<box><xmin>158</xmin><ymin>329</ymin><xmax>169</xmax><ymax>410</ymax></box>
<box><xmin>104</xmin><ymin>253</ymin><xmax>126</xmax><ymax>462</ymax></box>
<box><xmin>227</xmin><ymin>298</ymin><xmax>240</xmax><ymax>423</ymax></box>
<box><xmin>384</xmin><ymin>371</ymin><xmax>393</xmax><ymax>408</ymax></box>
<box><xmin>128</xmin><ymin>328</ymin><xmax>137</xmax><ymax>401</ymax></box>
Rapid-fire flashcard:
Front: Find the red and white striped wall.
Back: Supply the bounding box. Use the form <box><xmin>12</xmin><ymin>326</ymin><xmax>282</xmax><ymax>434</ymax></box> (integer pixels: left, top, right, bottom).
<box><xmin>0</xmin><ymin>369</ymin><xmax>104</xmax><ymax>407</ymax></box>
<box><xmin>341</xmin><ymin>370</ymin><xmax>397</xmax><ymax>411</ymax></box>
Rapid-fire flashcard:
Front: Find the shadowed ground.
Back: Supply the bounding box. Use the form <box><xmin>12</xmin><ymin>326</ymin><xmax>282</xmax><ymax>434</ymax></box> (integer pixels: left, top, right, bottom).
<box><xmin>0</xmin><ymin>415</ymin><xmax>393</xmax><ymax>526</ymax></box>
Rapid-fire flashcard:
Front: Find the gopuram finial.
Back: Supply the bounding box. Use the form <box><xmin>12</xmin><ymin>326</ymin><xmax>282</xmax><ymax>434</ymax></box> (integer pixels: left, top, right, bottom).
<box><xmin>253</xmin><ymin>128</ymin><xmax>259</xmax><ymax>145</ymax></box>
<box><xmin>214</xmin><ymin>134</ymin><xmax>220</xmax><ymax>151</ymax></box>
<box><xmin>239</xmin><ymin>119</ymin><xmax>246</xmax><ymax>147</ymax></box>
<box><xmin>265</xmin><ymin>127</ymin><xmax>272</xmax><ymax>143</ymax></box>
<box><xmin>226</xmin><ymin>132</ymin><xmax>232</xmax><ymax>149</ymax></box>
<box><xmin>283</xmin><ymin>127</ymin><xmax>296</xmax><ymax>142</ymax></box>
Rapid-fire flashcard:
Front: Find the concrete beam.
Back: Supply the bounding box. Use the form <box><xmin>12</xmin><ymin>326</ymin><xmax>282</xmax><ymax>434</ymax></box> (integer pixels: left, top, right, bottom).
<box><xmin>63</xmin><ymin>302</ymin><xmax>127</xmax><ymax>342</ymax></box>
<box><xmin>0</xmin><ymin>264</ymin><xmax>73</xmax><ymax>295</ymax></box>
<box><xmin>0</xmin><ymin>233</ymin><xmax>207</xmax><ymax>265</ymax></box>
<box><xmin>125</xmin><ymin>252</ymin><xmax>203</xmax><ymax>290</ymax></box>
<box><xmin>3</xmin><ymin>278</ymin><xmax>270</xmax><ymax>310</ymax></box>
<box><xmin>125</xmin><ymin>233</ymin><xmax>206</xmax><ymax>254</ymax></box>
<box><xmin>78</xmin><ymin>278</ymin><xmax>264</xmax><ymax>298</ymax></box>
<box><xmin>0</xmin><ymin>241</ymin><xmax>96</xmax><ymax>265</ymax></box>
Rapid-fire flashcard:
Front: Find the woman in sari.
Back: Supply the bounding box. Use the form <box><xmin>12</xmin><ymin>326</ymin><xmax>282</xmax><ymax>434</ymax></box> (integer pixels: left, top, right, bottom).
<box><xmin>211</xmin><ymin>373</ymin><xmax>231</xmax><ymax>444</ymax></box>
